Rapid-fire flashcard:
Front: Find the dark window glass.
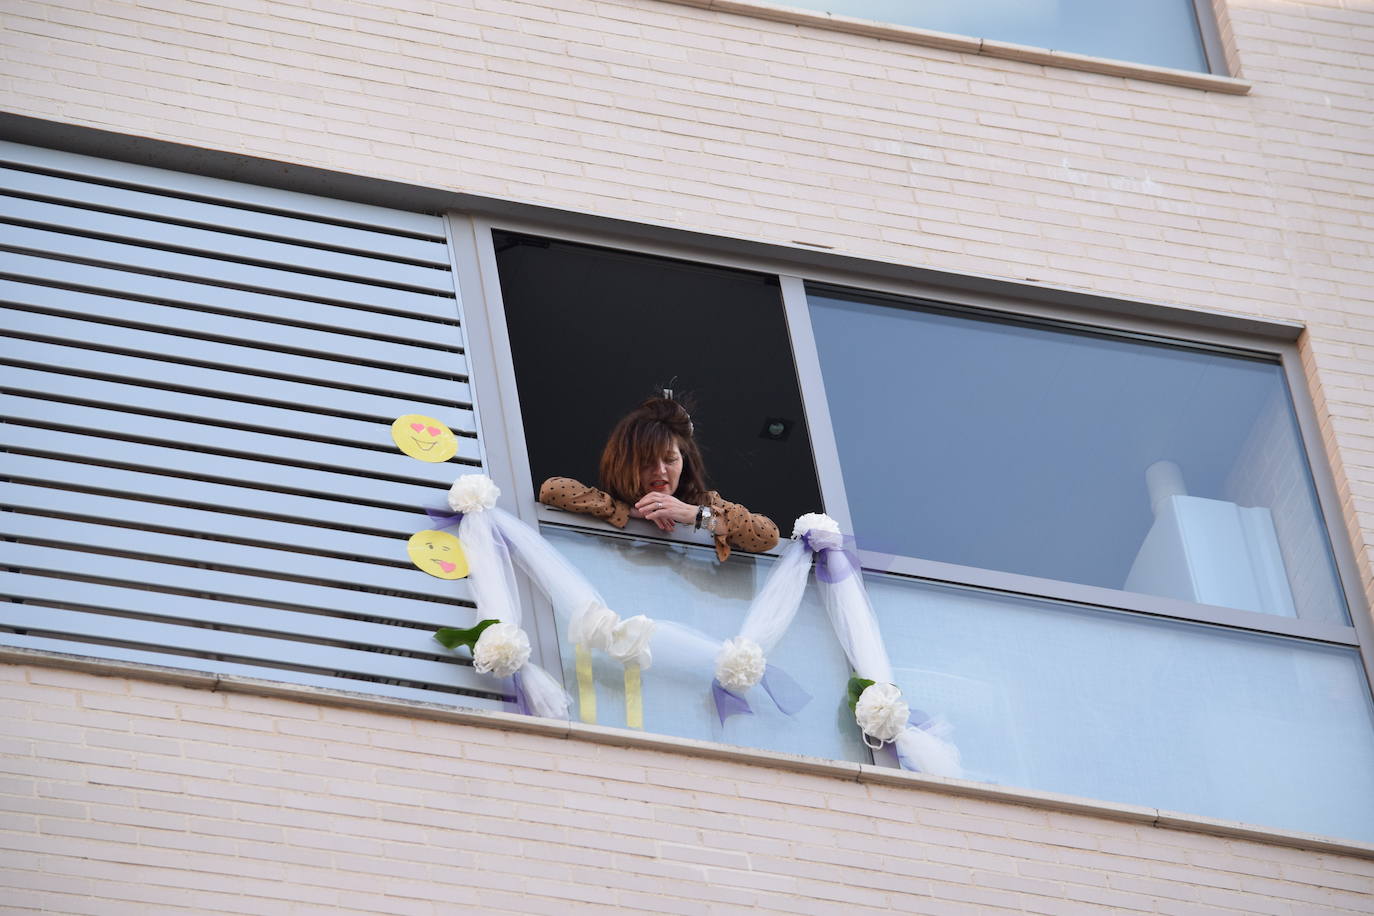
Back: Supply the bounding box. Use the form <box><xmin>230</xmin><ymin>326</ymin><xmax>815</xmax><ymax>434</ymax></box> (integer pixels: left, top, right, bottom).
<box><xmin>809</xmin><ymin>287</ymin><xmax>1349</xmax><ymax>624</ymax></box>
<box><xmin>778</xmin><ymin>0</ymin><xmax>1210</xmax><ymax>72</ymax></box>
<box><xmin>495</xmin><ymin>231</ymin><xmax>822</xmax><ymax>528</ymax></box>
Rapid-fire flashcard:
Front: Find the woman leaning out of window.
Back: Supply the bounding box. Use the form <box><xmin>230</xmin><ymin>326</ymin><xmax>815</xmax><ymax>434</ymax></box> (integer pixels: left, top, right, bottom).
<box><xmin>539</xmin><ymin>397</ymin><xmax>778</xmax><ymax>561</ymax></box>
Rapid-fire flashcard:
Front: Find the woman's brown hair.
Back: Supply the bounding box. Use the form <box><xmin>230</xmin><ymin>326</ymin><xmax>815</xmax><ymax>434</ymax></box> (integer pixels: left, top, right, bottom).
<box><xmin>599</xmin><ymin>397</ymin><xmax>710</xmax><ymax>505</ymax></box>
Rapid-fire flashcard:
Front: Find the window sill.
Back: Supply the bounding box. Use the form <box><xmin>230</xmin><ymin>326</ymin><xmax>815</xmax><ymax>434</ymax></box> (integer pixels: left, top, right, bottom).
<box><xmin>662</xmin><ymin>0</ymin><xmax>1251</xmax><ymax>95</ymax></box>
<box><xmin>5</xmin><ymin>642</ymin><xmax>1370</xmax><ymax>859</ymax></box>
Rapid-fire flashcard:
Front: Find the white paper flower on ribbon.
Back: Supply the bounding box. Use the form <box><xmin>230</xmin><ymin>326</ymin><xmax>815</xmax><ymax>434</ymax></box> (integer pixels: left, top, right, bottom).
<box><xmin>793</xmin><ymin>512</ymin><xmax>843</xmax><ymax>550</ymax></box>
<box><xmin>715</xmin><ymin>637</ymin><xmax>767</xmax><ymax>691</ymax></box>
<box><xmin>606</xmin><ymin>614</ymin><xmax>657</xmax><ymax>669</ymax></box>
<box><xmin>448</xmin><ymin>474</ymin><xmax>500</xmax><ymax>514</ymax></box>
<box><xmin>471</xmin><ymin>621</ymin><xmax>530</xmax><ymax>677</ymax></box>
<box><xmin>854</xmin><ymin>682</ymin><xmax>910</xmax><ymax>743</ymax></box>
<box><xmin>569</xmin><ymin>602</ymin><xmax>620</xmax><ymax>651</ymax></box>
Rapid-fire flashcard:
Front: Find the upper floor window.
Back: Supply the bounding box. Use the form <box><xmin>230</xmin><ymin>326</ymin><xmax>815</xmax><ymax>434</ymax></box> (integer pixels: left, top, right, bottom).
<box><xmin>775</xmin><ymin>0</ymin><xmax>1218</xmax><ymax>73</ymax></box>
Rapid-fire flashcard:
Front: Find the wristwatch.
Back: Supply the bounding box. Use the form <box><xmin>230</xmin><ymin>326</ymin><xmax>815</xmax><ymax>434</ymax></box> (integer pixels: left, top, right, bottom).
<box><xmin>695</xmin><ymin>505</ymin><xmax>716</xmax><ymax>533</ymax></box>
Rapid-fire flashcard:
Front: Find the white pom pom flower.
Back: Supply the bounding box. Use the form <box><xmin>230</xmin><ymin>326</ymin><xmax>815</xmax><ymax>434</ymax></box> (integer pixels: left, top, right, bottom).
<box><xmin>606</xmin><ymin>614</ymin><xmax>657</xmax><ymax>669</ymax></box>
<box><xmin>854</xmin><ymin>682</ymin><xmax>910</xmax><ymax>743</ymax></box>
<box><xmin>793</xmin><ymin>512</ymin><xmax>843</xmax><ymax>550</ymax></box>
<box><xmin>715</xmin><ymin>637</ymin><xmax>767</xmax><ymax>691</ymax></box>
<box><xmin>569</xmin><ymin>602</ymin><xmax>620</xmax><ymax>651</ymax></box>
<box><xmin>448</xmin><ymin>474</ymin><xmax>500</xmax><ymax>514</ymax></box>
<box><xmin>471</xmin><ymin>622</ymin><xmax>530</xmax><ymax>677</ymax></box>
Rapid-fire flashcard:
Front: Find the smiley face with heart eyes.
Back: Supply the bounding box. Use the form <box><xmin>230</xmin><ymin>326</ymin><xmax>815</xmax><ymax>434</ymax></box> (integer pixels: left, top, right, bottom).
<box><xmin>407</xmin><ymin>529</ymin><xmax>469</xmax><ymax>580</ymax></box>
<box><xmin>390</xmin><ymin>413</ymin><xmax>458</xmax><ymax>463</ymax></box>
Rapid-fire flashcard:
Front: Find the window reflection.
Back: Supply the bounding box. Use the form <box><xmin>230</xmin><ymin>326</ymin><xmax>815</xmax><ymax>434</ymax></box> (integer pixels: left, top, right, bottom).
<box><xmin>773</xmin><ymin>0</ymin><xmax>1210</xmax><ymax>72</ymax></box>
<box><xmin>808</xmin><ymin>289</ymin><xmax>1349</xmax><ymax>624</ymax></box>
<box><xmin>865</xmin><ymin>571</ymin><xmax>1374</xmax><ymax>843</ymax></box>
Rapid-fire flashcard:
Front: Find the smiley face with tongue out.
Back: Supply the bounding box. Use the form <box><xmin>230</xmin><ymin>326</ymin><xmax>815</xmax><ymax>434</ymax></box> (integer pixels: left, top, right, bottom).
<box><xmin>406</xmin><ymin>529</ymin><xmax>469</xmax><ymax>580</ymax></box>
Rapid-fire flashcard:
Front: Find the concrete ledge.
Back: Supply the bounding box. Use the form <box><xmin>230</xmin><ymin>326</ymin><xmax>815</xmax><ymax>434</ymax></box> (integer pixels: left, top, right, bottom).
<box><xmin>6</xmin><ymin>644</ymin><xmax>1372</xmax><ymax>860</ymax></box>
<box><xmin>660</xmin><ymin>0</ymin><xmax>1252</xmax><ymax>94</ymax></box>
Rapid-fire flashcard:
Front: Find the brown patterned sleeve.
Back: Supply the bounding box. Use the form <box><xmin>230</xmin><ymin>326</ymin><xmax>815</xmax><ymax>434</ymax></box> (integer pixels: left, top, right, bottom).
<box><xmin>707</xmin><ymin>492</ymin><xmax>780</xmax><ymax>561</ymax></box>
<box><xmin>538</xmin><ymin>477</ymin><xmax>631</xmax><ymax>528</ymax></box>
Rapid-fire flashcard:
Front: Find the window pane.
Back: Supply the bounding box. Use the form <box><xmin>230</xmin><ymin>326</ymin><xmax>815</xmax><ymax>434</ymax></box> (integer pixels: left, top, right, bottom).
<box><xmin>809</xmin><ymin>289</ymin><xmax>1349</xmax><ymax>624</ymax></box>
<box><xmin>496</xmin><ymin>232</ymin><xmax>821</xmax><ymax>527</ymax></box>
<box><xmin>867</xmin><ymin>572</ymin><xmax>1374</xmax><ymax>843</ymax></box>
<box><xmin>776</xmin><ymin>0</ymin><xmax>1209</xmax><ymax>72</ymax></box>
<box><xmin>544</xmin><ymin>525</ymin><xmax>869</xmax><ymax>763</ymax></box>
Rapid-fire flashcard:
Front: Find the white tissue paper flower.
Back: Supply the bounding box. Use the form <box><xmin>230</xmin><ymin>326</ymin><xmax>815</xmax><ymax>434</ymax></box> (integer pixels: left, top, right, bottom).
<box><xmin>569</xmin><ymin>602</ymin><xmax>620</xmax><ymax>651</ymax></box>
<box><xmin>854</xmin><ymin>682</ymin><xmax>910</xmax><ymax>743</ymax></box>
<box><xmin>606</xmin><ymin>614</ymin><xmax>657</xmax><ymax>669</ymax></box>
<box><xmin>714</xmin><ymin>637</ymin><xmax>767</xmax><ymax>691</ymax></box>
<box><xmin>792</xmin><ymin>512</ymin><xmax>843</xmax><ymax>550</ymax></box>
<box><xmin>447</xmin><ymin>474</ymin><xmax>500</xmax><ymax>514</ymax></box>
<box><xmin>471</xmin><ymin>622</ymin><xmax>530</xmax><ymax>677</ymax></box>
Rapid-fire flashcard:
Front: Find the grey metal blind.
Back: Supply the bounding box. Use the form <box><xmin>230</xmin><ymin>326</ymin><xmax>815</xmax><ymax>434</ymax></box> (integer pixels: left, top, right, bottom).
<box><xmin>0</xmin><ymin>141</ymin><xmax>504</xmax><ymax>708</ymax></box>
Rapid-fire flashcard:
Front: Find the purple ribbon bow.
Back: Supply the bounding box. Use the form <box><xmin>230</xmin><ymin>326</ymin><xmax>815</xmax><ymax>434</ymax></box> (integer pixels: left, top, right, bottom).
<box><xmin>711</xmin><ymin>664</ymin><xmax>812</xmax><ymax>725</ymax></box>
<box><xmin>800</xmin><ymin>531</ymin><xmax>861</xmax><ymax>584</ymax></box>
<box><xmin>424</xmin><ymin>506</ymin><xmax>465</xmax><ymax>530</ymax></box>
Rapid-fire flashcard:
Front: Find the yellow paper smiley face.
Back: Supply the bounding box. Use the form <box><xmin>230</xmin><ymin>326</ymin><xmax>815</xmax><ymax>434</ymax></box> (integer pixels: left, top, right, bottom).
<box><xmin>407</xmin><ymin>529</ymin><xmax>469</xmax><ymax>580</ymax></box>
<box><xmin>391</xmin><ymin>414</ymin><xmax>457</xmax><ymax>463</ymax></box>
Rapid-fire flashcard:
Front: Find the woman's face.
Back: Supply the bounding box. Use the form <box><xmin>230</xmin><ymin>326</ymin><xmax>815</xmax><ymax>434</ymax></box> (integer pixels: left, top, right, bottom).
<box><xmin>640</xmin><ymin>440</ymin><xmax>683</xmax><ymax>497</ymax></box>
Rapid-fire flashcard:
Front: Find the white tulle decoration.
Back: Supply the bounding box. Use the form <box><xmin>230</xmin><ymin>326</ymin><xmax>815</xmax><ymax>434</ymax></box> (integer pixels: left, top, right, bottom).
<box><xmin>715</xmin><ymin>637</ymin><xmax>767</xmax><ymax>691</ymax></box>
<box><xmin>792</xmin><ymin>512</ymin><xmax>842</xmax><ymax>547</ymax></box>
<box><xmin>607</xmin><ymin>615</ymin><xmax>657</xmax><ymax>669</ymax></box>
<box><xmin>569</xmin><ymin>602</ymin><xmax>620</xmax><ymax>651</ymax></box>
<box><xmin>813</xmin><ymin>526</ymin><xmax>964</xmax><ymax>779</ymax></box>
<box><xmin>471</xmin><ymin>622</ymin><xmax>530</xmax><ymax>677</ymax></box>
<box><xmin>448</xmin><ymin>474</ymin><xmax>500</xmax><ymax>514</ymax></box>
<box><xmin>454</xmin><ymin>497</ymin><xmax>568</xmax><ymax>719</ymax></box>
<box><xmin>854</xmin><ymin>682</ymin><xmax>909</xmax><ymax>743</ymax></box>
<box><xmin>895</xmin><ymin>718</ymin><xmax>963</xmax><ymax>779</ymax></box>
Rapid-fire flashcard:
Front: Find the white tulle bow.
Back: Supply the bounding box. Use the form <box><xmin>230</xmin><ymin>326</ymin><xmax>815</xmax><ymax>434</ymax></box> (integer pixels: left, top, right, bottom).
<box><xmin>854</xmin><ymin>682</ymin><xmax>909</xmax><ymax>744</ymax></box>
<box><xmin>606</xmin><ymin>615</ymin><xmax>657</xmax><ymax>669</ymax></box>
<box><xmin>715</xmin><ymin>637</ymin><xmax>767</xmax><ymax>691</ymax></box>
<box><xmin>448</xmin><ymin>473</ymin><xmax>500</xmax><ymax>514</ymax></box>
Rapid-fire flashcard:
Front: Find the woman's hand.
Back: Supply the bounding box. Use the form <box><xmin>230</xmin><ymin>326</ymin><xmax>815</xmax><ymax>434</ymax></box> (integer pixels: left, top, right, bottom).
<box><xmin>634</xmin><ymin>492</ymin><xmax>697</xmax><ymax>532</ymax></box>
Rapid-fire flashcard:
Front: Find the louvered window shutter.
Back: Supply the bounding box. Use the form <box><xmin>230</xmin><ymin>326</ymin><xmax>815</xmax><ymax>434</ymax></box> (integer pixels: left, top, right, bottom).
<box><xmin>1</xmin><ymin>141</ymin><xmax>506</xmax><ymax>708</ymax></box>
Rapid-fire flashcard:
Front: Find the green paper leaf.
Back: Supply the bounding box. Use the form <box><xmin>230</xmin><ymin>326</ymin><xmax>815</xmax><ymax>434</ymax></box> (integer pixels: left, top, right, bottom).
<box><xmin>846</xmin><ymin>675</ymin><xmax>875</xmax><ymax>714</ymax></box>
<box><xmin>434</xmin><ymin>618</ymin><xmax>499</xmax><ymax>655</ymax></box>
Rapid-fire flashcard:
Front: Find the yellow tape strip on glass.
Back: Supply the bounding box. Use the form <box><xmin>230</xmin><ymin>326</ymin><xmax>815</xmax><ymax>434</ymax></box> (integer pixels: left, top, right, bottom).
<box><xmin>623</xmin><ymin>662</ymin><xmax>644</xmax><ymax>730</ymax></box>
<box><xmin>575</xmin><ymin>644</ymin><xmax>596</xmax><ymax>724</ymax></box>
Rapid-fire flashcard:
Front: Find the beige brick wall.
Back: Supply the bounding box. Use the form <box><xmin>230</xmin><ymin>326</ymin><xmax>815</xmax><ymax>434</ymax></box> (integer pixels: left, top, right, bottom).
<box><xmin>3</xmin><ymin>663</ymin><xmax>1373</xmax><ymax>915</ymax></box>
<box><xmin>3</xmin><ymin>0</ymin><xmax>1370</xmax><ymax>612</ymax></box>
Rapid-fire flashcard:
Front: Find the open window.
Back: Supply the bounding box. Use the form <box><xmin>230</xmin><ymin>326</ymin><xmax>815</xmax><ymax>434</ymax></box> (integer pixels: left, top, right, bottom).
<box><xmin>493</xmin><ymin>230</ymin><xmax>822</xmax><ymax>529</ymax></box>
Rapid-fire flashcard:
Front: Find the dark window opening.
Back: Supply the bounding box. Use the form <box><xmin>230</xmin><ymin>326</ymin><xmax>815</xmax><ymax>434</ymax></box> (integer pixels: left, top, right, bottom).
<box><xmin>494</xmin><ymin>231</ymin><xmax>822</xmax><ymax>531</ymax></box>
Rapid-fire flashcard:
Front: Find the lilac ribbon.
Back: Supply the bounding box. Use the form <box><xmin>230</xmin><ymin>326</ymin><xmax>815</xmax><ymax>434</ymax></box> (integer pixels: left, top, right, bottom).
<box><xmin>423</xmin><ymin>507</ymin><xmax>514</xmax><ymax>550</ymax></box>
<box><xmin>509</xmin><ymin>671</ymin><xmax>531</xmax><ymax>716</ymax></box>
<box><xmin>762</xmin><ymin>665</ymin><xmax>811</xmax><ymax>715</ymax></box>
<box><xmin>711</xmin><ymin>664</ymin><xmax>813</xmax><ymax>724</ymax></box>
<box><xmin>801</xmin><ymin>532</ymin><xmax>861</xmax><ymax>584</ymax></box>
<box><xmin>711</xmin><ymin>680</ymin><xmax>753</xmax><ymax>723</ymax></box>
<box><xmin>425</xmin><ymin>506</ymin><xmax>464</xmax><ymax>530</ymax></box>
